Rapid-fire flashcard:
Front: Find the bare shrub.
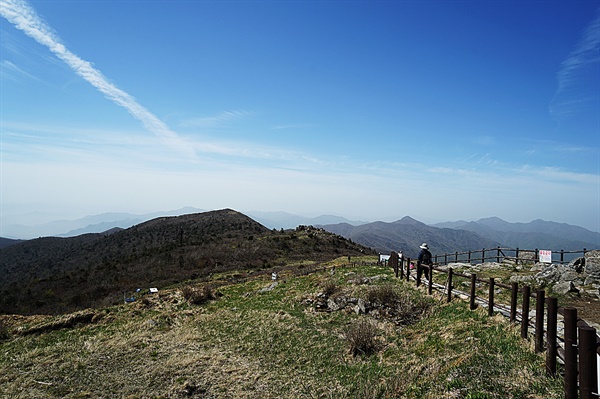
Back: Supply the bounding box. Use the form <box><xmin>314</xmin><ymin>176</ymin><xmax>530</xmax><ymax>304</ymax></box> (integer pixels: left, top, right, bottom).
<box><xmin>182</xmin><ymin>284</ymin><xmax>216</xmax><ymax>305</ymax></box>
<box><xmin>366</xmin><ymin>283</ymin><xmax>398</xmax><ymax>306</ymax></box>
<box><xmin>321</xmin><ymin>278</ymin><xmax>338</xmax><ymax>297</ymax></box>
<box><xmin>345</xmin><ymin>318</ymin><xmax>378</xmax><ymax>356</ymax></box>
<box><xmin>394</xmin><ymin>290</ymin><xmax>433</xmax><ymax>325</ymax></box>
<box><xmin>362</xmin><ymin>284</ymin><xmax>433</xmax><ymax>326</ymax></box>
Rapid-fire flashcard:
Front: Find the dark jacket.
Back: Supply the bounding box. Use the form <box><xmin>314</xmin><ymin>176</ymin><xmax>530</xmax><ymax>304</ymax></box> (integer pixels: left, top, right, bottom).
<box><xmin>418</xmin><ymin>248</ymin><xmax>432</xmax><ymax>265</ymax></box>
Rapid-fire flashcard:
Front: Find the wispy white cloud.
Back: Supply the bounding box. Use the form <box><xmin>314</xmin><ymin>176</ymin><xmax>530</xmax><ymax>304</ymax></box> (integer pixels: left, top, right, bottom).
<box><xmin>516</xmin><ymin>164</ymin><xmax>599</xmax><ymax>185</ymax></box>
<box><xmin>1</xmin><ymin>119</ymin><xmax>326</xmax><ymax>173</ymax></box>
<box><xmin>550</xmin><ymin>10</ymin><xmax>600</xmax><ymax>119</ymax></box>
<box><xmin>180</xmin><ymin>110</ymin><xmax>253</xmax><ymax>128</ymax></box>
<box><xmin>0</xmin><ymin>0</ymin><xmax>193</xmax><ymax>156</ymax></box>
<box><xmin>0</xmin><ymin>59</ymin><xmax>39</xmax><ymax>82</ymax></box>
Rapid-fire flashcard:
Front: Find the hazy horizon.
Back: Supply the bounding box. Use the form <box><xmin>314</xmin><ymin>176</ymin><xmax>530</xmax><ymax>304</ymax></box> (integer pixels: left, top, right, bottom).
<box><xmin>2</xmin><ymin>206</ymin><xmax>599</xmax><ymax>240</ymax></box>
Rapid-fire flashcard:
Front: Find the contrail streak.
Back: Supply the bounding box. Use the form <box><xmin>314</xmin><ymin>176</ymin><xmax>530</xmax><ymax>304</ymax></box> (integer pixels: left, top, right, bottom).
<box><xmin>0</xmin><ymin>0</ymin><xmax>192</xmax><ymax>156</ymax></box>
<box><xmin>549</xmin><ymin>10</ymin><xmax>600</xmax><ymax>120</ymax></box>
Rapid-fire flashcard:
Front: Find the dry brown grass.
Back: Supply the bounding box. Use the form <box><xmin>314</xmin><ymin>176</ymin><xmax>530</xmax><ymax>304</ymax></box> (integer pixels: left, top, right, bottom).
<box><xmin>0</xmin><ymin>263</ymin><xmax>564</xmax><ymax>399</ymax></box>
<box><xmin>181</xmin><ymin>282</ymin><xmax>217</xmax><ymax>305</ymax></box>
<box><xmin>344</xmin><ymin>317</ymin><xmax>379</xmax><ymax>356</ymax></box>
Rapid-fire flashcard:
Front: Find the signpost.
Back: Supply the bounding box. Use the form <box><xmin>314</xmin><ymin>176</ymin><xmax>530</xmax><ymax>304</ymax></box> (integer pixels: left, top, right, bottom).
<box><xmin>539</xmin><ymin>250</ymin><xmax>552</xmax><ymax>263</ymax></box>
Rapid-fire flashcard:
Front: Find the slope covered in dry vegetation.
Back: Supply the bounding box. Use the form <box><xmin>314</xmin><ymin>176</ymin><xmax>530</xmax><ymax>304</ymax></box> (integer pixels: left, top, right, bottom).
<box><xmin>0</xmin><ymin>209</ymin><xmax>372</xmax><ymax>315</ymax></box>
<box><xmin>0</xmin><ymin>259</ymin><xmax>563</xmax><ymax>398</ymax></box>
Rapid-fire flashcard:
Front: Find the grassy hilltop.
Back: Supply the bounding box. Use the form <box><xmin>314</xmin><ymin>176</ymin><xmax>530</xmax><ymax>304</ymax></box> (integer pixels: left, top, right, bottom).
<box><xmin>0</xmin><ymin>259</ymin><xmax>563</xmax><ymax>399</ymax></box>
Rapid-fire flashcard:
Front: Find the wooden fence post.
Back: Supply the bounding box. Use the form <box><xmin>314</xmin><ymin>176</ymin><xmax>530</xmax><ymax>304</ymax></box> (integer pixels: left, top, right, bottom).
<box><xmin>545</xmin><ymin>297</ymin><xmax>557</xmax><ymax>376</ymax></box>
<box><xmin>428</xmin><ymin>266</ymin><xmax>433</xmax><ymax>295</ymax></box>
<box><xmin>397</xmin><ymin>256</ymin><xmax>402</xmax><ymax>278</ymax></box>
<box><xmin>521</xmin><ymin>286</ymin><xmax>530</xmax><ymax>339</ymax></box>
<box><xmin>482</xmin><ymin>248</ymin><xmax>486</xmax><ymax>263</ymax></box>
<box><xmin>390</xmin><ymin>252</ymin><xmax>398</xmax><ymax>278</ymax></box>
<box><xmin>579</xmin><ymin>326</ymin><xmax>598</xmax><ymax>399</ymax></box>
<box><xmin>455</xmin><ymin>251</ymin><xmax>458</xmax><ymax>263</ymax></box>
<box><xmin>401</xmin><ymin>256</ymin><xmax>405</xmax><ymax>279</ymax></box>
<box><xmin>470</xmin><ymin>274</ymin><xmax>477</xmax><ymax>310</ymax></box>
<box><xmin>497</xmin><ymin>246</ymin><xmax>501</xmax><ymax>263</ymax></box>
<box><xmin>416</xmin><ymin>261</ymin><xmax>422</xmax><ymax>287</ymax></box>
<box><xmin>468</xmin><ymin>250</ymin><xmax>471</xmax><ymax>264</ymax></box>
<box><xmin>563</xmin><ymin>307</ymin><xmax>578</xmax><ymax>399</ymax></box>
<box><xmin>535</xmin><ymin>290</ymin><xmax>545</xmax><ymax>353</ymax></box>
<box><xmin>406</xmin><ymin>257</ymin><xmax>410</xmax><ymax>282</ymax></box>
<box><xmin>447</xmin><ymin>267</ymin><xmax>453</xmax><ymax>303</ymax></box>
<box><xmin>510</xmin><ymin>282</ymin><xmax>518</xmax><ymax>323</ymax></box>
<box><xmin>488</xmin><ymin>277</ymin><xmax>495</xmax><ymax>317</ymax></box>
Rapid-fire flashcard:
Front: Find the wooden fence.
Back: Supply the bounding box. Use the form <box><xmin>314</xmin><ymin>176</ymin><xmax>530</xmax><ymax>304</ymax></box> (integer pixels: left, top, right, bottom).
<box><xmin>431</xmin><ymin>246</ymin><xmax>589</xmax><ymax>265</ymax></box>
<box><xmin>388</xmin><ymin>251</ymin><xmax>599</xmax><ymax>399</ymax></box>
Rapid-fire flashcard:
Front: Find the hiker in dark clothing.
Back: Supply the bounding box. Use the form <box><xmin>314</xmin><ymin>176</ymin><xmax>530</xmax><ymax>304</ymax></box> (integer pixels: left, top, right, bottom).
<box><xmin>417</xmin><ymin>243</ymin><xmax>432</xmax><ymax>280</ymax></box>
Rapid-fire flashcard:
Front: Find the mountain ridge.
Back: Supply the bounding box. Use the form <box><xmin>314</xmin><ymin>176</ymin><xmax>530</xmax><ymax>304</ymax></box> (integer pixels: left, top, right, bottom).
<box><xmin>2</xmin><ymin>209</ymin><xmax>597</xmax><ymax>255</ymax></box>
<box><xmin>433</xmin><ymin>218</ymin><xmax>599</xmax><ymax>250</ymax></box>
<box><xmin>1</xmin><ymin>208</ymin><xmax>366</xmax><ymax>239</ymax></box>
<box><xmin>0</xmin><ymin>209</ymin><xmax>372</xmax><ymax>315</ymax></box>
<box><xmin>318</xmin><ymin>218</ymin><xmax>502</xmax><ymax>258</ymax></box>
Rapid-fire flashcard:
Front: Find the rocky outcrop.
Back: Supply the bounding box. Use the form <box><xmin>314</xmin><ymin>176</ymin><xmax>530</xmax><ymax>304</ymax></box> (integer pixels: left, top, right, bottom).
<box><xmin>302</xmin><ymin>274</ymin><xmax>431</xmax><ymax>326</ymax></box>
<box><xmin>533</xmin><ymin>250</ymin><xmax>600</xmax><ymax>298</ymax></box>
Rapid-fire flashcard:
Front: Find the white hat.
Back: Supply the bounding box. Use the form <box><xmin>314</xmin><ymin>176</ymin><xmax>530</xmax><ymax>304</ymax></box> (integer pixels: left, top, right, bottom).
<box><xmin>420</xmin><ymin>243</ymin><xmax>429</xmax><ymax>249</ymax></box>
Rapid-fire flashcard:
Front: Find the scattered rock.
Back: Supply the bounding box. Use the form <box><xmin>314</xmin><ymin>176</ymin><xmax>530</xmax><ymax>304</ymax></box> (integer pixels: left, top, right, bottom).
<box><xmin>532</xmin><ymin>250</ymin><xmax>600</xmax><ymax>296</ymax></box>
<box><xmin>529</xmin><ymin>262</ymin><xmax>544</xmax><ymax>272</ymax></box>
<box><xmin>553</xmin><ymin>281</ymin><xmax>580</xmax><ymax>296</ymax></box>
<box><xmin>354</xmin><ymin>298</ymin><xmax>369</xmax><ymax>315</ymax></box>
<box><xmin>584</xmin><ymin>250</ymin><xmax>600</xmax><ymax>279</ymax></box>
<box><xmin>147</xmin><ymin>319</ymin><xmax>159</xmax><ymax>329</ymax></box>
<box><xmin>536</xmin><ymin>265</ymin><xmax>560</xmax><ymax>281</ymax></box>
<box><xmin>259</xmin><ymin>282</ymin><xmax>278</xmax><ymax>293</ymax></box>
<box><xmin>327</xmin><ymin>298</ymin><xmax>340</xmax><ymax>311</ymax></box>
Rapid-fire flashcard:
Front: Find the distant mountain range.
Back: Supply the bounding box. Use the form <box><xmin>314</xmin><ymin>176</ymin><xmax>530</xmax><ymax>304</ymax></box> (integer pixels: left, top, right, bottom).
<box><xmin>1</xmin><ymin>209</ymin><xmax>598</xmax><ymax>257</ymax></box>
<box><xmin>0</xmin><ymin>208</ymin><xmax>364</xmax><ymax>240</ymax></box>
<box><xmin>1</xmin><ymin>207</ymin><xmax>206</xmax><ymax>240</ymax></box>
<box><xmin>318</xmin><ymin>216</ymin><xmax>599</xmax><ymax>259</ymax></box>
<box><xmin>247</xmin><ymin>211</ymin><xmax>366</xmax><ymax>230</ymax></box>
<box><xmin>2</xmin><ymin>208</ymin><xmax>598</xmax><ymax>314</ymax></box>
<box><xmin>318</xmin><ymin>216</ymin><xmax>502</xmax><ymax>259</ymax></box>
<box><xmin>432</xmin><ymin>217</ymin><xmax>599</xmax><ymax>253</ymax></box>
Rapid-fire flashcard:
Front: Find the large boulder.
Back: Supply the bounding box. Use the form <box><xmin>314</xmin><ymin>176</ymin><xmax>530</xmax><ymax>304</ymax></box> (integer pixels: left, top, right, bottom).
<box><xmin>584</xmin><ymin>250</ymin><xmax>600</xmax><ymax>283</ymax></box>
<box><xmin>535</xmin><ymin>264</ymin><xmax>560</xmax><ymax>282</ymax></box>
<box><xmin>530</xmin><ymin>250</ymin><xmax>600</xmax><ymax>296</ymax></box>
<box><xmin>553</xmin><ymin>281</ymin><xmax>580</xmax><ymax>296</ymax></box>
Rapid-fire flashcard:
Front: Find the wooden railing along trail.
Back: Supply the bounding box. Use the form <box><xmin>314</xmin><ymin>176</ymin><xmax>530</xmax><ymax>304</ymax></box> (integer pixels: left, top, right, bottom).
<box><xmin>387</xmin><ymin>250</ymin><xmax>599</xmax><ymax>399</ymax></box>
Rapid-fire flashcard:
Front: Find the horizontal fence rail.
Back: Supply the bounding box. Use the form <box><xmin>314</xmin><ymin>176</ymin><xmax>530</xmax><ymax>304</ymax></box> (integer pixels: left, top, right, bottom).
<box><xmin>430</xmin><ymin>247</ymin><xmax>589</xmax><ymax>266</ymax></box>
<box><xmin>387</xmin><ymin>250</ymin><xmax>600</xmax><ymax>399</ymax></box>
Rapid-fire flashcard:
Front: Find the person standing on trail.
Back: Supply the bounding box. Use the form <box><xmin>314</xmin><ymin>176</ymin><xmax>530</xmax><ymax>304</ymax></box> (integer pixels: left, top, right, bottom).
<box><xmin>417</xmin><ymin>243</ymin><xmax>433</xmax><ymax>280</ymax></box>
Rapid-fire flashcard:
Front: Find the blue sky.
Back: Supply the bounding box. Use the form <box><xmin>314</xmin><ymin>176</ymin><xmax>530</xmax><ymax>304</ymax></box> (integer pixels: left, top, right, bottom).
<box><xmin>1</xmin><ymin>0</ymin><xmax>599</xmax><ymax>233</ymax></box>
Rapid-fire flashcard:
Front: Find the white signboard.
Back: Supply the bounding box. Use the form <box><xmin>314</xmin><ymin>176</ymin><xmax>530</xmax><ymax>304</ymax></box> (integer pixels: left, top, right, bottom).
<box><xmin>539</xmin><ymin>250</ymin><xmax>552</xmax><ymax>263</ymax></box>
<box><xmin>379</xmin><ymin>254</ymin><xmax>390</xmax><ymax>262</ymax></box>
